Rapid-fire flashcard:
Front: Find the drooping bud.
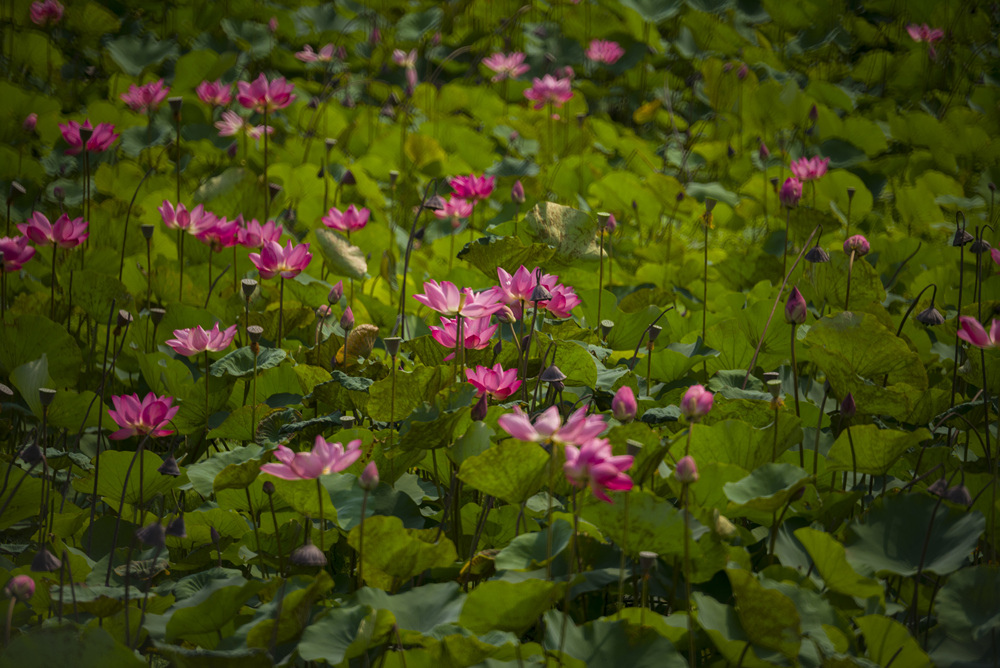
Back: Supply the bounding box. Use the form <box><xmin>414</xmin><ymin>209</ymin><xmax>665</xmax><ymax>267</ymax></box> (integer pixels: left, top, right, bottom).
<box><xmin>952</xmin><ymin>228</ymin><xmax>974</xmax><ymax>247</ymax></box>
<box><xmin>4</xmin><ymin>574</ymin><xmax>35</xmax><ymax>601</ymax></box>
<box><xmin>916</xmin><ymin>305</ymin><xmax>945</xmax><ymax>326</ymax></box>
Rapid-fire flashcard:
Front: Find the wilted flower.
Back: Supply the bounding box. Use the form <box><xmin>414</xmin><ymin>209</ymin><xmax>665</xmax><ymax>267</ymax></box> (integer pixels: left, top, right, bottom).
<box><xmin>844</xmin><ymin>235</ymin><xmax>870</xmax><ymax>256</ymax></box>
<box><xmin>0</xmin><ymin>236</ymin><xmax>37</xmax><ymax>272</ymax></box>
<box><xmin>322</xmin><ymin>204</ymin><xmax>370</xmax><ymax>232</ymax></box>
<box><xmin>790</xmin><ymin>156</ymin><xmax>830</xmax><ymax>181</ymax></box>
<box><xmin>564</xmin><ymin>438</ymin><xmax>633</xmax><ymax>503</ymax></box>
<box><xmin>249</xmin><ymin>240</ymin><xmax>312</xmax><ymax>279</ymax></box>
<box><xmin>196</xmin><ymin>80</ymin><xmax>233</xmax><ymax>106</ymax></box>
<box><xmin>680</xmin><ymin>385</ymin><xmax>713</xmax><ymax>422</ymax></box>
<box><xmin>18</xmin><ymin>212</ymin><xmax>88</xmax><ymax>249</ymax></box>
<box><xmin>120</xmin><ymin>80</ymin><xmax>170</xmax><ymax>114</ymax></box>
<box><xmin>107</xmin><ymin>392</ymin><xmax>179</xmax><ymax>440</ymax></box>
<box><xmin>957</xmin><ymin>316</ymin><xmax>1000</xmax><ymax>349</ymax></box>
<box><xmin>779</xmin><ymin>177</ymin><xmax>802</xmax><ymax>208</ymax></box>
<box><xmin>784</xmin><ymin>286</ymin><xmax>807</xmax><ymax>325</ymax></box>
<box><xmin>58</xmin><ymin>120</ymin><xmax>119</xmax><ymax>155</ymax></box>
<box><xmin>165</xmin><ymin>322</ymin><xmax>238</xmax><ymax>357</ymax></box>
<box><xmin>261</xmin><ymin>435</ymin><xmax>362</xmax><ymax>480</ymax></box>
<box><xmin>523</xmin><ymin>75</ymin><xmax>573</xmax><ymax>110</ymax></box>
<box><xmin>586</xmin><ymin>39</ymin><xmax>625</xmax><ymax>65</ymax></box>
<box><xmin>29</xmin><ymin>0</ymin><xmax>62</xmax><ymax>26</ymax></box>
<box><xmin>675</xmin><ymin>455</ymin><xmax>699</xmax><ymax>483</ymax></box>
<box><xmin>612</xmin><ymin>386</ymin><xmax>637</xmax><ymax>422</ymax></box>
<box><xmin>916</xmin><ymin>305</ymin><xmax>945</xmax><ymax>326</ymax></box>
<box><xmin>465</xmin><ymin>363</ymin><xmax>522</xmax><ymax>401</ymax></box>
<box><xmin>236</xmin><ymin>74</ymin><xmax>296</xmax><ymax>113</ymax></box>
<box><xmin>482</xmin><ymin>52</ymin><xmax>530</xmax><ymax>82</ymax></box>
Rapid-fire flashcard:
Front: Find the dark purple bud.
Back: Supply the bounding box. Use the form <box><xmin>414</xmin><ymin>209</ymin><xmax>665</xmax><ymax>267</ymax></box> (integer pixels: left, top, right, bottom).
<box><xmin>840</xmin><ymin>393</ymin><xmax>856</xmax><ymax>419</ymax></box>
<box><xmin>784</xmin><ymin>287</ymin><xmax>807</xmax><ymax>325</ymax></box>
<box><xmin>471</xmin><ymin>392</ymin><xmax>488</xmax><ymax>421</ymax></box>
<box><xmin>340</xmin><ymin>307</ymin><xmax>354</xmax><ymax>331</ymax></box>
<box><xmin>329</xmin><ymin>280</ymin><xmax>344</xmax><ymax>304</ymax></box>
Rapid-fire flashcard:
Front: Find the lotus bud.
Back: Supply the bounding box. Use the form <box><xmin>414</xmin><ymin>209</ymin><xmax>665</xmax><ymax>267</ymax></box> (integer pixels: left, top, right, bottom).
<box><xmin>612</xmin><ymin>386</ymin><xmax>637</xmax><ymax>422</ymax></box>
<box><xmin>840</xmin><ymin>393</ymin><xmax>856</xmax><ymax>420</ymax></box>
<box><xmin>227</xmin><ymin>142</ymin><xmax>238</xmax><ymax>159</ymax></box>
<box><xmin>844</xmin><ymin>235</ymin><xmax>870</xmax><ymax>256</ymax></box>
<box><xmin>779</xmin><ymin>177</ymin><xmax>802</xmax><ymax>208</ymax></box>
<box><xmin>327</xmin><ymin>280</ymin><xmax>344</xmax><ymax>304</ymax></box>
<box><xmin>675</xmin><ymin>455</ymin><xmax>699</xmax><ymax>484</ymax></box>
<box><xmin>23</xmin><ymin>113</ymin><xmax>37</xmax><ymax>133</ymax></box>
<box><xmin>738</xmin><ymin>63</ymin><xmax>749</xmax><ymax>79</ymax></box>
<box><xmin>340</xmin><ymin>307</ymin><xmax>354</xmax><ymax>331</ymax></box>
<box><xmin>784</xmin><ymin>287</ymin><xmax>807</xmax><ymax>325</ymax></box>
<box><xmin>809</xmin><ymin>104</ymin><xmax>818</xmax><ymax>122</ymax></box>
<box><xmin>680</xmin><ymin>385</ymin><xmax>713</xmax><ymax>422</ymax></box>
<box><xmin>758</xmin><ymin>141</ymin><xmax>770</xmax><ymax>161</ymax></box>
<box><xmin>340</xmin><ymin>169</ymin><xmax>356</xmax><ymax>186</ymax></box>
<box><xmin>360</xmin><ymin>461</ymin><xmax>380</xmax><ymax>491</ymax></box>
<box><xmin>262</xmin><ymin>480</ymin><xmax>275</xmax><ymax>495</ymax></box>
<box><xmin>4</xmin><ymin>574</ymin><xmax>35</xmax><ymax>602</ymax></box>
<box><xmin>511</xmin><ymin>180</ymin><xmax>525</xmax><ymax>204</ymax></box>
<box><xmin>471</xmin><ymin>392</ymin><xmax>488</xmax><ymax>422</ymax></box>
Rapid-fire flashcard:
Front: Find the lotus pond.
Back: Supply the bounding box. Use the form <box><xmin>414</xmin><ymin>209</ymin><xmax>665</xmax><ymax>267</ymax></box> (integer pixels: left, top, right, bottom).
<box><xmin>1</xmin><ymin>0</ymin><xmax>999</xmax><ymax>666</ymax></box>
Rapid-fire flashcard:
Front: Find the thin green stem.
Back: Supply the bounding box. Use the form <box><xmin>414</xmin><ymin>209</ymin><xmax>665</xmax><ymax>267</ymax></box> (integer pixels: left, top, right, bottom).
<box><xmin>317</xmin><ymin>476</ymin><xmax>325</xmax><ymax>553</ymax></box>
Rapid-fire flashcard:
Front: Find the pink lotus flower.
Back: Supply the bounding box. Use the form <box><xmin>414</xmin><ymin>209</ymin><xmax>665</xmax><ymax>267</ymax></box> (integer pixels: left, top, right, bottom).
<box><xmin>465</xmin><ymin>363</ymin><xmax>522</xmax><ymax>401</ymax></box>
<box><xmin>165</xmin><ymin>322</ymin><xmax>238</xmax><ymax>357</ymax></box>
<box><xmin>296</xmin><ymin>44</ymin><xmax>335</xmax><ymax>63</ymax></box>
<box><xmin>58</xmin><ymin>120</ymin><xmax>119</xmax><ymax>155</ymax></box>
<box><xmin>449</xmin><ymin>174</ymin><xmax>495</xmax><ymax>202</ymax></box>
<box><xmin>107</xmin><ymin>392</ymin><xmax>179</xmax><ymax>440</ymax></box>
<box><xmin>498</xmin><ymin>405</ymin><xmax>606</xmax><ymax>447</ymax></box>
<box><xmin>18</xmin><ymin>212</ymin><xmax>88</xmax><ymax>249</ymax></box>
<box><xmin>790</xmin><ymin>156</ymin><xmax>829</xmax><ymax>182</ymax></box>
<box><xmin>158</xmin><ymin>201</ymin><xmax>217</xmax><ymax>236</ymax></box>
<box><xmin>907</xmin><ymin>23</ymin><xmax>944</xmax><ymax>57</ymax></box>
<box><xmin>392</xmin><ymin>49</ymin><xmax>417</xmax><ymax>68</ymax></box>
<box><xmin>322</xmin><ymin>205</ymin><xmax>370</xmax><ymax>232</ymax></box>
<box><xmin>564</xmin><ymin>438</ymin><xmax>633</xmax><ymax>503</ymax></box>
<box><xmin>957</xmin><ymin>316</ymin><xmax>1000</xmax><ymax>349</ymax></box>
<box><xmin>0</xmin><ymin>236</ymin><xmax>36</xmax><ymax>272</ymax></box>
<box><xmin>249</xmin><ymin>239</ymin><xmax>312</xmax><ymax>279</ymax></box>
<box><xmin>991</xmin><ymin>247</ymin><xmax>1000</xmax><ymax>269</ymax></box>
<box><xmin>523</xmin><ymin>75</ymin><xmax>573</xmax><ymax>110</ymax></box>
<box><xmin>429</xmin><ymin>315</ymin><xmax>498</xmax><ymax>357</ymax></box>
<box><xmin>238</xmin><ymin>217</ymin><xmax>282</xmax><ymax>249</ymax></box>
<box><xmin>23</xmin><ymin>113</ymin><xmax>37</xmax><ymax>133</ymax></box>
<box><xmin>482</xmin><ymin>52</ymin><xmax>530</xmax><ymax>82</ymax></box>
<box><xmin>491</xmin><ymin>266</ymin><xmax>581</xmax><ymax>319</ymax></box>
<box><xmin>214</xmin><ymin>110</ymin><xmax>273</xmax><ymax>139</ymax></box>
<box><xmin>680</xmin><ymin>385</ymin><xmax>713</xmax><ymax>422</ymax></box>
<box><xmin>779</xmin><ymin>177</ymin><xmax>802</xmax><ymax>208</ymax></box>
<box><xmin>413</xmin><ymin>280</ymin><xmax>504</xmax><ymax>319</ymax></box>
<box><xmin>236</xmin><ymin>74</ymin><xmax>296</xmax><ymax>113</ymax></box>
<box><xmin>586</xmin><ymin>40</ymin><xmax>625</xmax><ymax>65</ymax></box>
<box><xmin>120</xmin><ymin>80</ymin><xmax>170</xmax><ymax>114</ymax></box>
<box><xmin>196</xmin><ymin>80</ymin><xmax>233</xmax><ymax>107</ymax></box>
<box><xmin>195</xmin><ymin>216</ymin><xmax>240</xmax><ymax>251</ymax></box>
<box><xmin>29</xmin><ymin>0</ymin><xmax>62</xmax><ymax>26</ymax></box>
<box><xmin>843</xmin><ymin>235</ymin><xmax>870</xmax><ymax>257</ymax></box>
<box><xmin>261</xmin><ymin>435</ymin><xmax>362</xmax><ymax>480</ymax></box>
<box><xmin>435</xmin><ymin>197</ymin><xmax>474</xmax><ymax>228</ymax></box>
<box><xmin>545</xmin><ymin>284</ymin><xmax>582</xmax><ymax>319</ymax></box>
<box><xmin>612</xmin><ymin>386</ymin><xmax>636</xmax><ymax>422</ymax></box>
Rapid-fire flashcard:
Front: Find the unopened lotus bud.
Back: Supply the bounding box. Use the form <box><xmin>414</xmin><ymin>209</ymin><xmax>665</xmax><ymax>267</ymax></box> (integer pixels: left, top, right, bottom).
<box><xmin>316</xmin><ymin>305</ymin><xmax>333</xmax><ymax>319</ymax></box>
<box><xmin>784</xmin><ymin>287</ymin><xmax>807</xmax><ymax>325</ymax></box>
<box><xmin>262</xmin><ymin>480</ymin><xmax>275</xmax><ymax>495</ymax></box>
<box><xmin>612</xmin><ymin>386</ymin><xmax>637</xmax><ymax>422</ymax></box>
<box><xmin>843</xmin><ymin>235</ymin><xmax>870</xmax><ymax>256</ymax></box>
<box><xmin>493</xmin><ymin>339</ymin><xmax>503</xmax><ymax>358</ymax></box>
<box><xmin>341</xmin><ymin>170</ymin><xmax>356</xmax><ymax>186</ymax></box>
<box><xmin>840</xmin><ymin>393</ymin><xmax>856</xmax><ymax>420</ymax></box>
<box><xmin>241</xmin><ymin>278</ymin><xmax>258</xmax><ymax>301</ymax></box>
<box><xmin>360</xmin><ymin>461</ymin><xmax>380</xmax><ymax>491</ymax></box>
<box><xmin>511</xmin><ymin>180</ymin><xmax>525</xmax><ymax>204</ymax></box>
<box><xmin>675</xmin><ymin>455</ymin><xmax>699</xmax><ymax>484</ymax></box>
<box><xmin>210</xmin><ymin>527</ymin><xmax>220</xmax><ymax>546</ymax></box>
<box><xmin>4</xmin><ymin>574</ymin><xmax>35</xmax><ymax>601</ymax></box>
<box><xmin>738</xmin><ymin>63</ymin><xmax>749</xmax><ymax>79</ymax></box>
<box><xmin>714</xmin><ymin>510</ymin><xmax>737</xmax><ymax>539</ymax></box>
<box><xmin>340</xmin><ymin>307</ymin><xmax>354</xmax><ymax>331</ymax></box>
<box><xmin>680</xmin><ymin>385</ymin><xmax>713</xmax><ymax>421</ymax></box>
<box><xmin>328</xmin><ymin>280</ymin><xmax>344</xmax><ymax>304</ymax></box>
<box><xmin>23</xmin><ymin>113</ymin><xmax>37</xmax><ymax>133</ymax></box>
<box><xmin>471</xmin><ymin>392</ymin><xmax>488</xmax><ymax>422</ymax></box>
<box><xmin>496</xmin><ymin>305</ymin><xmax>516</xmax><ymax>324</ymax></box>
<box><xmin>809</xmin><ymin>104</ymin><xmax>818</xmax><ymax>122</ymax></box>
<box><xmin>158</xmin><ymin>454</ymin><xmax>181</xmax><ymax>476</ymax></box>
<box><xmin>990</xmin><ymin>182</ymin><xmax>997</xmax><ymax>193</ymax></box>
<box><xmin>227</xmin><ymin>142</ymin><xmax>238</xmax><ymax>159</ymax></box>
<box><xmin>759</xmin><ymin>141</ymin><xmax>770</xmax><ymax>161</ymax></box>
<box><xmin>780</xmin><ymin>177</ymin><xmax>802</xmax><ymax>208</ymax></box>
<box><xmin>38</xmin><ymin>387</ymin><xmax>56</xmax><ymax>407</ymax></box>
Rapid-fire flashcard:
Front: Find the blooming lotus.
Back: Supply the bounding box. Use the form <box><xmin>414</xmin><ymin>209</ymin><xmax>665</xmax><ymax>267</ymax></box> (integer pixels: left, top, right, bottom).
<box><xmin>564</xmin><ymin>438</ymin><xmax>634</xmax><ymax>503</ymax></box>
<box><xmin>214</xmin><ymin>110</ymin><xmax>273</xmax><ymax>139</ymax></box>
<box><xmin>957</xmin><ymin>316</ymin><xmax>1000</xmax><ymax>349</ymax></box>
<box><xmin>196</xmin><ymin>80</ymin><xmax>233</xmax><ymax>106</ymax></box>
<box><xmin>120</xmin><ymin>80</ymin><xmax>170</xmax><ymax>114</ymax></box>
<box><xmin>322</xmin><ymin>205</ymin><xmax>370</xmax><ymax>232</ymax></box>
<box><xmin>491</xmin><ymin>266</ymin><xmax>581</xmax><ymax>319</ymax></box>
<box><xmin>449</xmin><ymin>174</ymin><xmax>495</xmax><ymax>202</ymax></box>
<box><xmin>236</xmin><ymin>74</ymin><xmax>296</xmax><ymax>113</ymax></box>
<box><xmin>18</xmin><ymin>212</ymin><xmax>88</xmax><ymax>249</ymax></box>
<box><xmin>296</xmin><ymin>44</ymin><xmax>335</xmax><ymax>63</ymax></box>
<box><xmin>58</xmin><ymin>120</ymin><xmax>119</xmax><ymax>155</ymax></box>
<box><xmin>586</xmin><ymin>40</ymin><xmax>625</xmax><ymax>65</ymax></box>
<box><xmin>107</xmin><ymin>392</ymin><xmax>179</xmax><ymax>440</ymax></box>
<box><xmin>195</xmin><ymin>216</ymin><xmax>240</xmax><ymax>251</ymax></box>
<box><xmin>0</xmin><ymin>236</ymin><xmax>36</xmax><ymax>271</ymax></box>
<box><xmin>413</xmin><ymin>280</ymin><xmax>504</xmax><ymax>319</ymax></box>
<box><xmin>158</xmin><ymin>201</ymin><xmax>217</xmax><ymax>236</ymax></box>
<box><xmin>238</xmin><ymin>217</ymin><xmax>282</xmax><ymax>249</ymax></box>
<box><xmin>523</xmin><ymin>75</ymin><xmax>573</xmax><ymax>110</ymax></box>
<box><xmin>790</xmin><ymin>156</ymin><xmax>829</xmax><ymax>181</ymax></box>
<box><xmin>261</xmin><ymin>435</ymin><xmax>362</xmax><ymax>480</ymax></box>
<box><xmin>29</xmin><ymin>0</ymin><xmax>62</xmax><ymax>26</ymax></box>
<box><xmin>429</xmin><ymin>315</ymin><xmax>498</xmax><ymax>355</ymax></box>
<box><xmin>165</xmin><ymin>322</ymin><xmax>238</xmax><ymax>357</ymax></box>
<box><xmin>435</xmin><ymin>197</ymin><xmax>474</xmax><ymax>229</ymax></box>
<box><xmin>465</xmin><ymin>363</ymin><xmax>522</xmax><ymax>401</ymax></box>
<box><xmin>249</xmin><ymin>239</ymin><xmax>312</xmax><ymax>279</ymax></box>
<box><xmin>498</xmin><ymin>405</ymin><xmax>606</xmax><ymax>447</ymax></box>
<box><xmin>907</xmin><ymin>23</ymin><xmax>944</xmax><ymax>57</ymax></box>
<box><xmin>482</xmin><ymin>52</ymin><xmax>530</xmax><ymax>82</ymax></box>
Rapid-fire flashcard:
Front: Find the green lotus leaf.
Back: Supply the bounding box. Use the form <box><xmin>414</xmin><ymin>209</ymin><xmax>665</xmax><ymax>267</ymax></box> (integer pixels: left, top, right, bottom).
<box><xmin>347</xmin><ymin>515</ymin><xmax>457</xmax><ymax>589</ymax></box>
<box><xmin>826</xmin><ymin>426</ymin><xmax>931</xmax><ymax>476</ymax></box>
<box><xmin>0</xmin><ymin>625</ymin><xmax>144</xmax><ymax>668</ymax></box>
<box><xmin>543</xmin><ymin>611</ymin><xmax>688</xmax><ymax>668</ymax></box>
<box><xmin>105</xmin><ymin>33</ymin><xmax>179</xmax><ymax>77</ymax></box>
<box><xmin>458</xmin><ymin>439</ymin><xmax>549</xmax><ymax>505</ymax></box>
<box><xmin>298</xmin><ymin>605</ymin><xmax>393</xmax><ymax>665</ymax></box>
<box><xmin>934</xmin><ymin>565</ymin><xmax>1000</xmax><ymax>641</ymax></box>
<box><xmin>315</xmin><ymin>229</ymin><xmax>367</xmax><ymax>280</ymax></box>
<box><xmin>0</xmin><ymin>316</ymin><xmax>82</xmax><ymax>386</ymax></box>
<box><xmin>793</xmin><ymin>527</ymin><xmax>884</xmax><ymax>605</ymax></box>
<box><xmin>687</xmin><ymin>418</ymin><xmax>803</xmax><ymax>471</ymax></box>
<box><xmin>185</xmin><ymin>444</ymin><xmax>265</xmax><ymax>496</ymax></box>
<box><xmin>455</xmin><ymin>235</ymin><xmax>556</xmax><ymax>280</ymax></box>
<box><xmin>460</xmin><ymin>580</ymin><xmax>565</xmax><ymax>635</ymax></box>
<box><xmin>356</xmin><ymin>582</ymin><xmax>465</xmax><ymax>634</ymax></box>
<box><xmin>164</xmin><ymin>575</ymin><xmax>266</xmax><ymax>642</ymax></box>
<box><xmin>71</xmin><ymin>450</ymin><xmax>180</xmax><ymax>507</ymax></box>
<box><xmin>367</xmin><ymin>365</ymin><xmax>455</xmax><ymax>422</ymax></box>
<box><xmin>397</xmin><ymin>405</ymin><xmax>472</xmax><ymax>452</ymax></box>
<box><xmin>727</xmin><ymin>569</ymin><xmax>801</xmax><ymax>659</ymax></box>
<box><xmin>244</xmin><ymin>572</ymin><xmax>335</xmax><ymax>649</ymax></box>
<box><xmin>523</xmin><ymin>202</ymin><xmax>601</xmax><ymax>262</ymax></box>
<box><xmin>724</xmin><ymin>462</ymin><xmax>810</xmax><ymax>516</ymax></box>
<box><xmin>855</xmin><ymin>615</ymin><xmax>932</xmax><ymax>668</ymax></box>
<box><xmin>210</xmin><ymin>346</ymin><xmax>286</xmax><ymax>377</ymax></box>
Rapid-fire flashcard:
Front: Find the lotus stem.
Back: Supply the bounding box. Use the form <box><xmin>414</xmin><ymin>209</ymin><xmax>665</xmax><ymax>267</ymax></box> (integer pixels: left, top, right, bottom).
<box><xmin>49</xmin><ymin>246</ymin><xmax>57</xmax><ymax>320</ymax></box>
<box><xmin>316</xmin><ymin>476</ymin><xmax>325</xmax><ymax>554</ymax></box>
<box><xmin>267</xmin><ymin>488</ymin><xmax>285</xmax><ymax>577</ymax></box>
<box><xmin>617</xmin><ymin>492</ymin><xmax>630</xmax><ymax>620</ymax></box>
<box><xmin>358</xmin><ymin>488</ymin><xmax>369</xmax><ymax>589</ymax></box>
<box><xmin>263</xmin><ymin>107</ymin><xmax>269</xmax><ymax>222</ymax></box>
<box><xmin>597</xmin><ymin>227</ymin><xmax>605</xmax><ymax>324</ymax></box>
<box><xmin>558</xmin><ymin>490</ymin><xmax>579</xmax><ymax>656</ymax></box>
<box><xmin>682</xmin><ymin>482</ymin><xmax>695</xmax><ymax>668</ymax></box>
<box><xmin>277</xmin><ymin>276</ymin><xmax>285</xmax><ymax>348</ymax></box>
<box><xmin>845</xmin><ymin>249</ymin><xmax>856</xmax><ymax>311</ymax></box>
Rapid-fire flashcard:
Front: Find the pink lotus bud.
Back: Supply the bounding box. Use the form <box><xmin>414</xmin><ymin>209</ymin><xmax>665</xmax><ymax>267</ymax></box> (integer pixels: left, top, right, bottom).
<box><xmin>23</xmin><ymin>113</ymin><xmax>37</xmax><ymax>133</ymax></box>
<box><xmin>779</xmin><ymin>177</ymin><xmax>802</xmax><ymax>208</ymax></box>
<box><xmin>4</xmin><ymin>574</ymin><xmax>34</xmax><ymax>601</ymax></box>
<box><xmin>511</xmin><ymin>180</ymin><xmax>525</xmax><ymax>204</ymax></box>
<box><xmin>340</xmin><ymin>306</ymin><xmax>354</xmax><ymax>330</ymax></box>
<box><xmin>675</xmin><ymin>455</ymin><xmax>699</xmax><ymax>484</ymax></box>
<box><xmin>844</xmin><ymin>235</ymin><xmax>870</xmax><ymax>257</ymax></box>
<box><xmin>268</xmin><ymin>16</ymin><xmax>278</xmax><ymax>33</ymax></box>
<box><xmin>612</xmin><ymin>386</ymin><xmax>637</xmax><ymax>422</ymax></box>
<box><xmin>359</xmin><ymin>461</ymin><xmax>379</xmax><ymax>491</ymax></box>
<box><xmin>329</xmin><ymin>280</ymin><xmax>344</xmax><ymax>303</ymax></box>
<box><xmin>680</xmin><ymin>385</ymin><xmax>713</xmax><ymax>422</ymax></box>
<box><xmin>784</xmin><ymin>286</ymin><xmax>807</xmax><ymax>325</ymax></box>
<box><xmin>840</xmin><ymin>393</ymin><xmax>856</xmax><ymax>419</ymax></box>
